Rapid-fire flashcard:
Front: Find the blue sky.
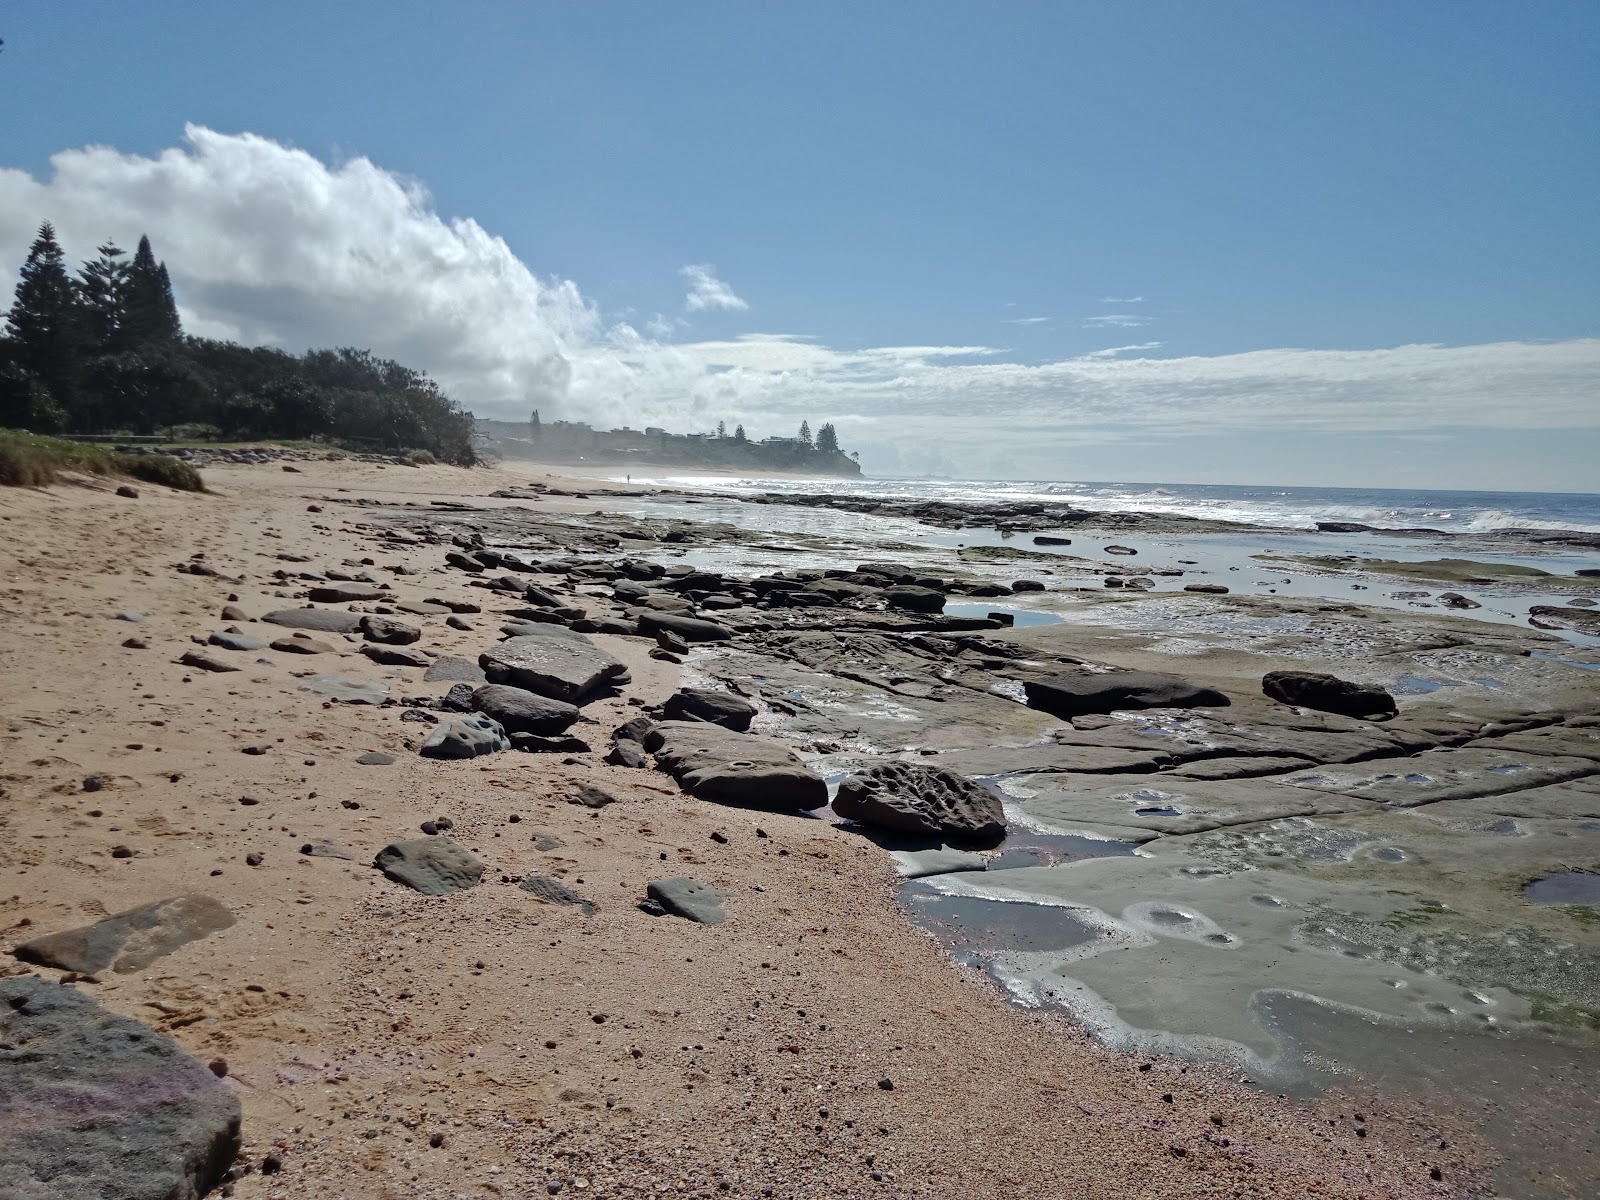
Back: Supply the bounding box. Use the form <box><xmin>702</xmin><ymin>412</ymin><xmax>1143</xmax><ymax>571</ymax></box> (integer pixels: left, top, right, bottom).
<box><xmin>2</xmin><ymin>2</ymin><xmax>1597</xmax><ymax>487</ymax></box>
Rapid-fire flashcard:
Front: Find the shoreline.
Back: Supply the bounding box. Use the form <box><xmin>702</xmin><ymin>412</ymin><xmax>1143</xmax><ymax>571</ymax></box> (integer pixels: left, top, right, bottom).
<box><xmin>3</xmin><ymin>455</ymin><xmax>1595</xmax><ymax>1197</ymax></box>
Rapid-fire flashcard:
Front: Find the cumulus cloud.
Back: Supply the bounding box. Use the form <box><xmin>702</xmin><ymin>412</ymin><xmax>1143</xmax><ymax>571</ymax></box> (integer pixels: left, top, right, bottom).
<box><xmin>1</xmin><ymin>126</ymin><xmax>1596</xmax><ymax>480</ymax></box>
<box><xmin>680</xmin><ymin>263</ymin><xmax>748</xmax><ymax>312</ymax></box>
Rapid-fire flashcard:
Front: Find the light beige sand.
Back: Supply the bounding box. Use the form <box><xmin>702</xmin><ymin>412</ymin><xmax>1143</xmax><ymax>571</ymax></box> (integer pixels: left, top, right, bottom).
<box><xmin>0</xmin><ymin>459</ymin><xmax>1485</xmax><ymax>1199</ymax></box>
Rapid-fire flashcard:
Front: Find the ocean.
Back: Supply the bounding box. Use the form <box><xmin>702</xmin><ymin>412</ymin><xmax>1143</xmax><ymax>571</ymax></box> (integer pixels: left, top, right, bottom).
<box><xmin>616</xmin><ymin>475</ymin><xmax>1600</xmax><ymax>536</ymax></box>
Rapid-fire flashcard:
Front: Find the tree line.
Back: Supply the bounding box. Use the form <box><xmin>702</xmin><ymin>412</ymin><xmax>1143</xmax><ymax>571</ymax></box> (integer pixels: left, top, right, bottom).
<box><xmin>0</xmin><ymin>223</ymin><xmax>477</xmax><ymax>464</ymax></box>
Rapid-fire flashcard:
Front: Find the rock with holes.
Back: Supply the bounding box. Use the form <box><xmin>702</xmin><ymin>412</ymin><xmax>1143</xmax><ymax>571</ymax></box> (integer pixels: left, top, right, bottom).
<box><xmin>11</xmin><ymin>895</ymin><xmax>236</xmax><ymax>975</ymax></box>
<box><xmin>644</xmin><ymin>721</ymin><xmax>827</xmax><ymax>811</ymax></box>
<box><xmin>833</xmin><ymin>762</ymin><xmax>1006</xmax><ymax>843</ymax></box>
<box><xmin>372</xmin><ymin>838</ymin><xmax>485</xmax><ymax>894</ymax></box>
<box><xmin>1023</xmin><ymin>671</ymin><xmax>1230</xmax><ymax>718</ymax></box>
<box><xmin>0</xmin><ymin>976</ymin><xmax>242</xmax><ymax>1200</ymax></box>
<box><xmin>420</xmin><ymin>713</ymin><xmax>509</xmax><ymax>759</ymax></box>
<box><xmin>1261</xmin><ymin>670</ymin><xmax>1397</xmax><ymax>720</ymax></box>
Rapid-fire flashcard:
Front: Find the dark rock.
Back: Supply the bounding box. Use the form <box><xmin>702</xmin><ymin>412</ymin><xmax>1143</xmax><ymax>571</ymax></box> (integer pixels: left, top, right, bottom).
<box><xmin>446</xmin><ymin>615</ymin><xmax>473</xmax><ymax>631</ymax></box>
<box><xmin>115</xmin><ymin>484</ymin><xmax>139</xmax><ymax>498</ymax></box>
<box><xmin>1438</xmin><ymin>592</ymin><xmax>1480</xmax><ymax>609</ymax></box>
<box><xmin>1033</xmin><ymin>535</ymin><xmax>1072</xmax><ymax>545</ymax></box>
<box><xmin>220</xmin><ymin>604</ymin><xmax>250</xmax><ymax>621</ymax></box>
<box><xmin>520</xmin><ymin>876</ymin><xmax>596</xmax><ymax>915</ymax></box>
<box><xmin>0</xmin><ymin>976</ymin><xmax>241</xmax><ymax>1200</ymax></box>
<box><xmin>615</xmin><ymin>716</ymin><xmax>656</xmax><ymax>743</ymax></box>
<box><xmin>634</xmin><ymin>610</ymin><xmax>733</xmax><ymax>643</ymax></box>
<box><xmin>1011</xmin><ymin>579</ymin><xmax>1046</xmax><ymax>592</ymax></box>
<box><xmin>1023</xmin><ymin>671</ymin><xmax>1231</xmax><ymax>718</ymax></box>
<box><xmin>645</xmin><ymin>721</ymin><xmax>828</xmax><ymax>811</ymax></box>
<box><xmin>571</xmin><ymin>783</ymin><xmax>621</xmax><ymax>809</ymax></box>
<box><xmin>439</xmin><ymin>682</ymin><xmax>477</xmax><ymax>711</ymax></box>
<box><xmin>121</xmin><ymin>637</ymin><xmax>148</xmax><ymax>648</ymax></box>
<box><xmin>423</xmin><ymin>655</ymin><xmax>487</xmax><ymax>683</ymax></box>
<box><xmin>270</xmin><ymin>635</ymin><xmax>336</xmax><ymax>653</ymax></box>
<box><xmin>356</xmin><ymin>751</ymin><xmax>396</xmax><ymax>765</ymax></box>
<box><xmin>646</xmin><ymin>877</ymin><xmax>727</xmax><ymax>924</ymax></box>
<box><xmin>511</xmin><ymin>733</ymin><xmax>592</xmax><ymax>754</ymax></box>
<box><xmin>373</xmin><ymin>838</ymin><xmax>485</xmax><ymax>895</ymax></box>
<box><xmin>178</xmin><ymin>649</ymin><xmax>240</xmax><ymax>673</ymax></box>
<box><xmin>263</xmin><ymin>608</ymin><xmax>364</xmax><ymax>634</ymax></box>
<box><xmin>420</xmin><ymin>713</ymin><xmax>510</xmax><ymax>758</ymax></box>
<box><xmin>1261</xmin><ymin>670</ymin><xmax>1398</xmax><ymax>720</ymax></box>
<box><xmin>480</xmin><ymin>635</ymin><xmax>627</xmax><ymax>702</ymax></box>
<box><xmin>299</xmin><ymin>839</ymin><xmax>354</xmax><ymax>859</ymax></box>
<box><xmin>1183</xmin><ymin>583</ymin><xmax>1230</xmax><ymax>594</ymax></box>
<box><xmin>661</xmin><ymin>687</ymin><xmax>758</xmax><ymax>731</ymax></box>
<box><xmin>307</xmin><ymin>583</ymin><xmax>388</xmax><ymax>602</ymax></box>
<box><xmin>883</xmin><ymin>586</ymin><xmax>946</xmax><ymax>613</ymax></box>
<box><xmin>361</xmin><ymin>643</ymin><xmax>430</xmax><ymax>667</ymax></box>
<box><xmin>12</xmin><ymin>895</ymin><xmax>235</xmax><ymax>974</ymax></box>
<box><xmin>607</xmin><ymin>738</ymin><xmax>648</xmax><ymax>768</ymax></box>
<box><xmin>1104</xmin><ymin>545</ymin><xmax>1138</xmax><ymax>555</ymax></box>
<box><xmin>655</xmin><ymin>628</ymin><xmax>691</xmax><ymax>655</ymax></box>
<box><xmin>833</xmin><ymin>762</ymin><xmax>1006</xmax><ymax>843</ymax></box>
<box><xmin>208</xmin><ymin>630</ymin><xmax>267</xmax><ymax>652</ymax></box>
<box><xmin>471</xmin><ymin>684</ymin><xmax>580</xmax><ymax>735</ymax></box>
<box><xmin>360</xmin><ymin>615</ymin><xmax>421</xmax><ymax>645</ymax></box>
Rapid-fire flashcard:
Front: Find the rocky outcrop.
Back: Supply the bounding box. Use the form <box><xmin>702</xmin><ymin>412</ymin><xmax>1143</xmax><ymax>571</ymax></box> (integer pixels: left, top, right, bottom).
<box><xmin>1023</xmin><ymin>671</ymin><xmax>1231</xmax><ymax>718</ymax></box>
<box><xmin>0</xmin><ymin>977</ymin><xmax>242</xmax><ymax>1200</ymax></box>
<box><xmin>833</xmin><ymin>762</ymin><xmax>1006</xmax><ymax>843</ymax></box>
<box><xmin>644</xmin><ymin>721</ymin><xmax>827</xmax><ymax>811</ymax></box>
<box><xmin>11</xmin><ymin>895</ymin><xmax>235</xmax><ymax>975</ymax></box>
<box><xmin>480</xmin><ymin>635</ymin><xmax>627</xmax><ymax>702</ymax></box>
<box><xmin>1261</xmin><ymin>670</ymin><xmax>1398</xmax><ymax>720</ymax></box>
<box><xmin>373</xmin><ymin>838</ymin><xmax>485</xmax><ymax>894</ymax></box>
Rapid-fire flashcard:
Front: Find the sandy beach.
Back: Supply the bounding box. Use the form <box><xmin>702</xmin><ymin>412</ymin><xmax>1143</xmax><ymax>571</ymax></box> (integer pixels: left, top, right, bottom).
<box><xmin>12</xmin><ymin>454</ymin><xmax>1594</xmax><ymax>1199</ymax></box>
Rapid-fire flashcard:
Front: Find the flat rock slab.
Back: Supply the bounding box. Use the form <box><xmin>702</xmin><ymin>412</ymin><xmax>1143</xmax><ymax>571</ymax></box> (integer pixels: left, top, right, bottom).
<box><xmin>299</xmin><ymin>838</ymin><xmax>355</xmax><ymax>859</ymax></box>
<box><xmin>373</xmin><ymin>838</ymin><xmax>485</xmax><ymax>894</ymax></box>
<box><xmin>270</xmin><ymin>635</ymin><xmax>336</xmax><ymax>654</ymax></box>
<box><xmin>1008</xmin><ymin>773</ymin><xmax>1377</xmax><ymax>840</ymax></box>
<box><xmin>356</xmin><ymin>751</ymin><xmax>396</xmax><ymax>765</ymax></box>
<box><xmin>177</xmin><ymin>650</ymin><xmax>239</xmax><ymax>673</ymax></box>
<box><xmin>1279</xmin><ymin>748</ymin><xmax>1598</xmax><ymax>807</ymax></box>
<box><xmin>834</xmin><ymin>762</ymin><xmax>1006</xmax><ymax>843</ymax></box>
<box><xmin>499</xmin><ymin>621</ymin><xmax>592</xmax><ymax>642</ymax></box>
<box><xmin>1023</xmin><ymin>670</ymin><xmax>1230</xmax><ymax>718</ymax></box>
<box><xmin>11</xmin><ymin>894</ymin><xmax>235</xmax><ymax>975</ymax></box>
<box><xmin>421</xmin><ymin>713</ymin><xmax>510</xmax><ymax>759</ymax></box>
<box><xmin>519</xmin><ymin>875</ymin><xmax>596</xmax><ymax>915</ymax></box>
<box><xmin>480</xmin><ymin>635</ymin><xmax>626</xmax><ymax>703</ymax></box>
<box><xmin>207</xmin><ymin>630</ymin><xmax>267</xmax><ymax>652</ymax></box>
<box><xmin>661</xmin><ymin>687</ymin><xmax>758</xmax><ymax>731</ymax></box>
<box><xmin>929</xmin><ymin>742</ymin><xmax>1178</xmax><ymax>777</ymax></box>
<box><xmin>471</xmin><ymin>684</ymin><xmax>580</xmax><ymax>735</ymax></box>
<box><xmin>423</xmin><ymin>655</ymin><xmax>487</xmax><ymax>683</ymax></box>
<box><xmin>0</xmin><ymin>977</ymin><xmax>241</xmax><ymax>1200</ymax></box>
<box><xmin>889</xmin><ymin>847</ymin><xmax>990</xmax><ymax>879</ymax></box>
<box><xmin>361</xmin><ymin>643</ymin><xmax>430</xmax><ymax>668</ymax></box>
<box><xmin>647</xmin><ymin>877</ymin><xmax>727</xmax><ymax>924</ymax></box>
<box><xmin>264</xmin><ymin>608</ymin><xmax>364</xmax><ymax>633</ymax></box>
<box><xmin>644</xmin><ymin>721</ymin><xmax>828</xmax><ymax>811</ymax></box>
<box><xmin>633</xmin><ymin>611</ymin><xmax>733</xmax><ymax>642</ymax></box>
<box><xmin>300</xmin><ymin>674</ymin><xmax>389</xmax><ymax>704</ymax></box>
<box><xmin>397</xmin><ymin>601</ymin><xmax>452</xmax><ymax>615</ymax></box>
<box><xmin>308</xmin><ymin>583</ymin><xmax>388</xmax><ymax>602</ymax></box>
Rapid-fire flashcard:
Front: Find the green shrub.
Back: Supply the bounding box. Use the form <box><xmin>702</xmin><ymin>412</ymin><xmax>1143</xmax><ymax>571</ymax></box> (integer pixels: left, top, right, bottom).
<box><xmin>121</xmin><ymin>453</ymin><xmax>204</xmax><ymax>491</ymax></box>
<box><xmin>0</xmin><ymin>430</ymin><xmax>205</xmax><ymax>492</ymax></box>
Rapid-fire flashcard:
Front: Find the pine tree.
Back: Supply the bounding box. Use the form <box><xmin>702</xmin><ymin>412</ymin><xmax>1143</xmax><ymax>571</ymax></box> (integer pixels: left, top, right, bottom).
<box><xmin>120</xmin><ymin>235</ymin><xmax>181</xmax><ymax>346</ymax></box>
<box><xmin>734</xmin><ymin>424</ymin><xmax>746</xmax><ymax>442</ymax></box>
<box><xmin>77</xmin><ymin>242</ymin><xmax>129</xmax><ymax>353</ymax></box>
<box><xmin>717</xmin><ymin>419</ymin><xmax>726</xmax><ymax>439</ymax></box>
<box><xmin>4</xmin><ymin>223</ymin><xmax>86</xmax><ymax>415</ymax></box>
<box><xmin>798</xmin><ymin>420</ymin><xmax>812</xmax><ymax>447</ymax></box>
<box><xmin>815</xmin><ymin>422</ymin><xmax>839</xmax><ymax>454</ymax></box>
<box><xmin>530</xmin><ymin>408</ymin><xmax>542</xmax><ymax>438</ymax></box>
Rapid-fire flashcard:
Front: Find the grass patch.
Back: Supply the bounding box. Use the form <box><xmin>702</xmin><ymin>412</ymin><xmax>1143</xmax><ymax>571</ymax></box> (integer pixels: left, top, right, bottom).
<box><xmin>0</xmin><ymin>430</ymin><xmax>204</xmax><ymax>492</ymax></box>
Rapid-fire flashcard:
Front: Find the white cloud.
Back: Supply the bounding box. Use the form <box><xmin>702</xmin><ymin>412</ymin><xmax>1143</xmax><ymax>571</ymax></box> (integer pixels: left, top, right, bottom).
<box><xmin>1100</xmin><ymin>296</ymin><xmax>1145</xmax><ymax>303</ymax></box>
<box><xmin>680</xmin><ymin>263</ymin><xmax>748</xmax><ymax>312</ymax></box>
<box><xmin>1084</xmin><ymin>314</ymin><xmax>1151</xmax><ymax>328</ymax></box>
<box><xmin>1005</xmin><ymin>315</ymin><xmax>1050</xmax><ymax>325</ymax></box>
<box><xmin>2</xmin><ymin>127</ymin><xmax>1596</xmax><ymax>483</ymax></box>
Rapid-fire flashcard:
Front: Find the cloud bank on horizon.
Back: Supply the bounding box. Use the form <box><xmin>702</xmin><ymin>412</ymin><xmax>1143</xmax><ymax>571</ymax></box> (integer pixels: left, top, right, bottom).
<box><xmin>1</xmin><ymin>126</ymin><xmax>1595</xmax><ymax>479</ymax></box>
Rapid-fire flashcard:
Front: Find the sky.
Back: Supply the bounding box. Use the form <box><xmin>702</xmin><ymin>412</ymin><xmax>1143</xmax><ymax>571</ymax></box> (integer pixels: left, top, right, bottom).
<box><xmin>1</xmin><ymin>1</ymin><xmax>1597</xmax><ymax>489</ymax></box>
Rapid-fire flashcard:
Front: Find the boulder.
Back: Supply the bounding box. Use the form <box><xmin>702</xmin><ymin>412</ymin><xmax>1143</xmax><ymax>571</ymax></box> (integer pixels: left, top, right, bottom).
<box><xmin>361</xmin><ymin>643</ymin><xmax>430</xmax><ymax>667</ymax></box>
<box><xmin>270</xmin><ymin>635</ymin><xmax>336</xmax><ymax>654</ymax></box>
<box><xmin>207</xmin><ymin>630</ymin><xmax>267</xmax><ymax>652</ymax></box>
<box><xmin>11</xmin><ymin>895</ymin><xmax>235</xmax><ymax>975</ymax></box>
<box><xmin>423</xmin><ymin>655</ymin><xmax>487</xmax><ymax>683</ymax></box>
<box><xmin>1023</xmin><ymin>671</ymin><xmax>1231</xmax><ymax>718</ymax></box>
<box><xmin>883</xmin><ymin>585</ymin><xmax>946</xmax><ymax>613</ymax></box>
<box><xmin>308</xmin><ymin>582</ymin><xmax>388</xmax><ymax>602</ymax></box>
<box><xmin>607</xmin><ymin>739</ymin><xmax>648</xmax><ymax>768</ymax></box>
<box><xmin>420</xmin><ymin>713</ymin><xmax>510</xmax><ymax>759</ymax></box>
<box><xmin>0</xmin><ymin>977</ymin><xmax>241</xmax><ymax>1200</ymax></box>
<box><xmin>470</xmin><ymin>684</ymin><xmax>580</xmax><ymax>735</ymax></box>
<box><xmin>511</xmin><ymin>733</ymin><xmax>591</xmax><ymax>754</ymax></box>
<box><xmin>360</xmin><ymin>615</ymin><xmax>421</xmax><ymax>644</ymax></box>
<box><xmin>1261</xmin><ymin>670</ymin><xmax>1398</xmax><ymax>720</ymax></box>
<box><xmin>646</xmin><ymin>877</ymin><xmax>727</xmax><ymax>924</ymax></box>
<box><xmin>660</xmin><ymin>687</ymin><xmax>758</xmax><ymax>731</ymax></box>
<box><xmin>833</xmin><ymin>762</ymin><xmax>1006</xmax><ymax>843</ymax></box>
<box><xmin>480</xmin><ymin>635</ymin><xmax>627</xmax><ymax>702</ymax></box>
<box><xmin>1184</xmin><ymin>583</ymin><xmax>1230</xmax><ymax>594</ymax></box>
<box><xmin>373</xmin><ymin>838</ymin><xmax>485</xmax><ymax>895</ymax></box>
<box><xmin>633</xmin><ymin>611</ymin><xmax>733</xmax><ymax>643</ymax></box>
<box><xmin>644</xmin><ymin>721</ymin><xmax>827</xmax><ymax>811</ymax></box>
<box><xmin>263</xmin><ymin>607</ymin><xmax>364</xmax><ymax>633</ymax></box>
